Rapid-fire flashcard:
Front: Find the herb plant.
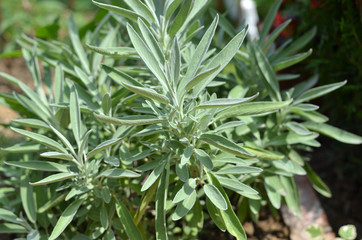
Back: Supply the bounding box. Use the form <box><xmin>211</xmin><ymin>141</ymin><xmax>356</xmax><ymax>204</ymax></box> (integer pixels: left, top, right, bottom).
<box><xmin>0</xmin><ymin>0</ymin><xmax>361</xmax><ymax>239</ymax></box>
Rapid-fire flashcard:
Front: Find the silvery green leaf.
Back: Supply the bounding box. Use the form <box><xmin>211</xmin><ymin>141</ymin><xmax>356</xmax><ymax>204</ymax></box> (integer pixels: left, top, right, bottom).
<box><xmin>0</xmin><ymin>223</ymin><xmax>27</xmax><ymax>234</ymax></box>
<box><xmin>141</xmin><ymin>162</ymin><xmax>165</xmax><ymax>192</ymax></box>
<box><xmin>267</xmin><ymin>132</ymin><xmax>319</xmax><ymax>146</ymax></box>
<box><xmin>70</xmin><ymin>85</ymin><xmax>81</xmax><ymax>147</ymax></box>
<box><xmin>215</xmin><ymin>166</ymin><xmax>262</xmax><ymax>175</ymax></box>
<box><xmin>104</xmin><ymin>157</ymin><xmax>120</xmax><ymax>167</ymax></box>
<box><xmin>290</xmin><ymin>103</ymin><xmax>319</xmax><ymax>111</ymax></box>
<box><xmin>178</xmin><ymin>15</ymin><xmax>219</xmax><ymax>95</ymax></box>
<box><xmin>97</xmin><ymin>169</ymin><xmax>140</xmax><ymax>179</ymax></box>
<box><xmin>206</xmin><ymin>197</ymin><xmax>226</xmax><ymax>231</ymax></box>
<box><xmin>49</xmin><ymin>125</ymin><xmax>76</xmax><ymax>156</ymax></box>
<box><xmin>199</xmin><ymin>133</ymin><xmax>255</xmax><ymax>158</ymax></box>
<box><xmin>127</xmin><ymin>23</ymin><xmax>168</xmax><ymax>91</ymax></box>
<box><xmin>175</xmin><ymin>162</ymin><xmax>189</xmax><ymax>182</ymax></box>
<box><xmin>38</xmin><ymin>194</ymin><xmax>66</xmax><ymax>214</ymax></box>
<box><xmin>276</xmin><ymin>27</ymin><xmax>317</xmax><ymax>59</ymax></box>
<box><xmin>78</xmin><ymin>129</ymin><xmax>93</xmax><ymax>159</ymax></box>
<box><xmin>192</xmin><ymin>26</ymin><xmax>248</xmax><ymax>97</ymax></box>
<box><xmin>243</xmin><ymin>146</ymin><xmax>284</xmax><ymax>161</ymax></box>
<box><xmin>124</xmin><ymin>0</ymin><xmax>155</xmax><ymax>24</ymax></box>
<box><xmin>276</xmin><ymin>73</ymin><xmax>300</xmax><ymax>81</ymax></box>
<box><xmin>194</xmin><ymin>93</ymin><xmax>258</xmax><ymax>110</ymax></box>
<box><xmin>165</xmin><ymin>0</ymin><xmax>183</xmax><ymax>21</ymax></box>
<box><xmin>194</xmin><ymin>149</ymin><xmax>213</xmax><ymax>170</ymax></box>
<box><xmin>87</xmin><ymin>137</ymin><xmax>123</xmax><ymax>159</ymax></box>
<box><xmin>302</xmin><ymin>122</ymin><xmax>362</xmax><ymax>145</ymax></box>
<box><xmin>211</xmin><ymin>121</ymin><xmax>245</xmax><ymax>133</ymax></box>
<box><xmin>0</xmin><ymin>208</ymin><xmax>19</xmax><ymax>224</ymax></box>
<box><xmin>286</xmin><ymin>122</ymin><xmax>312</xmax><ymax>136</ymax></box>
<box><xmin>100</xmin><ymin>204</ymin><xmax>109</xmax><ymax>229</ymax></box>
<box><xmin>173</xmin><ymin>178</ymin><xmax>197</xmax><ymax>203</ymax></box>
<box><xmin>95</xmin><ymin>114</ymin><xmax>166</xmax><ymax>126</ymax></box>
<box><xmin>92</xmin><ymin>0</ymin><xmax>142</xmax><ymax>22</ymax></box>
<box><xmin>181</xmin><ymin>146</ymin><xmax>193</xmax><ymax>165</ymax></box>
<box><xmin>102</xmin><ymin>93</ymin><xmax>111</xmax><ymax>115</ymax></box>
<box><xmin>68</xmin><ymin>14</ymin><xmax>90</xmax><ymax>74</ymax></box>
<box><xmin>171</xmin><ymin>190</ymin><xmax>197</xmax><ymax>221</ymax></box>
<box><xmin>206</xmin><ymin>172</ymin><xmax>246</xmax><ymax>239</ymax></box>
<box><xmin>12</xmin><ymin>118</ymin><xmax>50</xmax><ymax>130</ymax></box>
<box><xmin>184</xmin><ymin>65</ymin><xmax>220</xmax><ymax>93</ymax></box>
<box><xmin>291</xmin><ymin>109</ymin><xmax>328</xmax><ymax>123</ymax></box>
<box><xmin>217</xmin><ymin>176</ymin><xmax>258</xmax><ymax>196</ymax></box>
<box><xmin>105</xmin><ymin>67</ymin><xmax>169</xmax><ymax>104</ymax></box>
<box><xmin>49</xmin><ymin>199</ymin><xmax>84</xmax><ymax>240</ymax></box>
<box><xmin>168</xmin><ymin>0</ymin><xmax>193</xmax><ymax>38</ymax></box>
<box><xmin>20</xmin><ymin>175</ymin><xmax>37</xmax><ymax>224</ymax></box>
<box><xmin>204</xmin><ymin>184</ymin><xmax>227</xmax><ymax>210</ymax></box>
<box><xmin>272</xmin><ymin>49</ymin><xmax>312</xmax><ymax>71</ymax></box>
<box><xmin>215</xmin><ymin>100</ymin><xmax>292</xmax><ymax>120</ymax></box>
<box><xmin>11</xmin><ymin>127</ymin><xmax>67</xmax><ymax>153</ymax></box>
<box><xmin>6</xmin><ymin>161</ymin><xmax>68</xmax><ymax>172</ymax></box>
<box><xmin>252</xmin><ymin>44</ymin><xmax>280</xmax><ymax>101</ymax></box>
<box><xmin>30</xmin><ymin>172</ymin><xmax>77</xmax><ymax>186</ymax></box>
<box><xmin>137</xmin><ymin>18</ymin><xmax>165</xmax><ymax>65</ymax></box>
<box><xmin>264</xmin><ymin>175</ymin><xmax>283</xmax><ymax>209</ymax></box>
<box><xmin>155</xmin><ymin>165</ymin><xmax>169</xmax><ymax>240</ymax></box>
<box><xmin>40</xmin><ymin>152</ymin><xmax>74</xmax><ymax>161</ymax></box>
<box><xmin>263</xmin><ymin>19</ymin><xmax>291</xmax><ymax>50</ymax></box>
<box><xmin>279</xmin><ymin>176</ymin><xmax>301</xmax><ymax>217</ymax></box>
<box><xmin>294</xmin><ymin>80</ymin><xmax>347</xmax><ymax>104</ymax></box>
<box><xmin>1</xmin><ymin>143</ymin><xmax>42</xmax><ymax>153</ymax></box>
<box><xmin>87</xmin><ymin>45</ymin><xmax>137</xmax><ymax>58</ymax></box>
<box><xmin>74</xmin><ymin>66</ymin><xmax>100</xmax><ymax>100</ymax></box>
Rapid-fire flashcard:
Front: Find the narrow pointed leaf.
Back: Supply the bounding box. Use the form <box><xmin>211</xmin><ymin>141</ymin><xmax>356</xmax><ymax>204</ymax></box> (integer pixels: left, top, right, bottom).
<box><xmin>95</xmin><ymin>113</ymin><xmax>166</xmax><ymax>126</ymax></box>
<box><xmin>127</xmin><ymin>23</ymin><xmax>168</xmax><ymax>90</ymax></box>
<box><xmin>286</xmin><ymin>122</ymin><xmax>312</xmax><ymax>136</ymax></box>
<box><xmin>12</xmin><ymin>118</ymin><xmax>50</xmax><ymax>130</ymax></box>
<box><xmin>216</xmin><ymin>100</ymin><xmax>292</xmax><ymax>120</ymax></box>
<box><xmin>305</xmin><ymin>164</ymin><xmax>331</xmax><ymax>198</ymax></box>
<box><xmin>68</xmin><ymin>14</ymin><xmax>90</xmax><ymax>74</ymax></box>
<box><xmin>172</xmin><ymin>190</ymin><xmax>197</xmax><ymax>221</ymax></box>
<box><xmin>92</xmin><ymin>0</ymin><xmax>141</xmax><ymax>22</ymax></box>
<box><xmin>6</xmin><ymin>161</ymin><xmax>68</xmax><ymax>172</ymax></box>
<box><xmin>173</xmin><ymin>178</ymin><xmax>197</xmax><ymax>203</ymax></box>
<box><xmin>0</xmin><ymin>208</ymin><xmax>18</xmax><ymax>224</ymax></box>
<box><xmin>97</xmin><ymin>168</ymin><xmax>140</xmax><ymax>178</ymax></box>
<box><xmin>206</xmin><ymin>172</ymin><xmax>246</xmax><ymax>239</ymax></box>
<box><xmin>87</xmin><ymin>138</ymin><xmax>122</xmax><ymax>159</ymax></box>
<box><xmin>115</xmin><ymin>199</ymin><xmax>143</xmax><ymax>240</ymax></box>
<box><xmin>193</xmin><ymin>27</ymin><xmax>248</xmax><ymax>97</ymax></box>
<box><xmin>295</xmin><ymin>80</ymin><xmax>347</xmax><ymax>104</ymax></box>
<box><xmin>199</xmin><ymin>133</ymin><xmax>255</xmax><ymax>158</ymax></box>
<box><xmin>273</xmin><ymin>49</ymin><xmax>312</xmax><ymax>71</ymax></box>
<box><xmin>217</xmin><ymin>176</ymin><xmax>258</xmax><ymax>195</ymax></box>
<box><xmin>141</xmin><ymin>162</ymin><xmax>165</xmax><ymax>192</ymax></box>
<box><xmin>302</xmin><ymin>122</ymin><xmax>362</xmax><ymax>145</ymax></box>
<box><xmin>40</xmin><ymin>152</ymin><xmax>74</xmax><ymax>161</ymax></box>
<box><xmin>194</xmin><ymin>93</ymin><xmax>258</xmax><ymax>110</ymax></box>
<box><xmin>0</xmin><ymin>223</ymin><xmax>27</xmax><ymax>234</ymax></box>
<box><xmin>168</xmin><ymin>0</ymin><xmax>193</xmax><ymax>38</ymax></box>
<box><xmin>185</xmin><ymin>65</ymin><xmax>220</xmax><ymax>92</ymax></box>
<box><xmin>243</xmin><ymin>146</ymin><xmax>284</xmax><ymax>161</ymax></box>
<box><xmin>87</xmin><ymin>45</ymin><xmax>137</xmax><ymax>58</ymax></box>
<box><xmin>70</xmin><ymin>85</ymin><xmax>81</xmax><ymax>147</ymax></box>
<box><xmin>216</xmin><ymin>166</ymin><xmax>262</xmax><ymax>175</ymax></box>
<box><xmin>204</xmin><ymin>184</ymin><xmax>227</xmax><ymax>210</ymax></box>
<box><xmin>30</xmin><ymin>172</ymin><xmax>77</xmax><ymax>186</ymax></box>
<box><xmin>20</xmin><ymin>176</ymin><xmax>37</xmax><ymax>223</ymax></box>
<box><xmin>49</xmin><ymin>199</ymin><xmax>84</xmax><ymax>240</ymax></box>
<box><xmin>11</xmin><ymin>127</ymin><xmax>67</xmax><ymax>153</ymax></box>
<box><xmin>155</xmin><ymin>165</ymin><xmax>169</xmax><ymax>240</ymax></box>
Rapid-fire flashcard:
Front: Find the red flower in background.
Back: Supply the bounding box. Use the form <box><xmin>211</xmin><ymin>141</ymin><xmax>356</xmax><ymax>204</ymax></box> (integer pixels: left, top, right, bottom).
<box><xmin>310</xmin><ymin>0</ymin><xmax>322</xmax><ymax>8</ymax></box>
<box><xmin>273</xmin><ymin>11</ymin><xmax>288</xmax><ymax>37</ymax></box>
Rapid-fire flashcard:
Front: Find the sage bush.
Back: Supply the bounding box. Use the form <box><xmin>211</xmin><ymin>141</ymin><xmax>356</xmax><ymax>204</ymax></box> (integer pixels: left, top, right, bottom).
<box><xmin>0</xmin><ymin>0</ymin><xmax>361</xmax><ymax>239</ymax></box>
